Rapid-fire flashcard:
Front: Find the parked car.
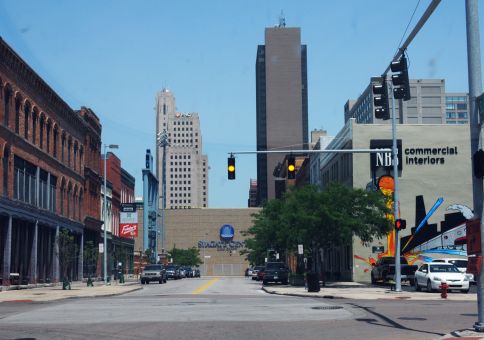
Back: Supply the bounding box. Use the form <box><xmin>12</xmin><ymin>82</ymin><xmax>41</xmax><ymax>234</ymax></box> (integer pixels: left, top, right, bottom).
<box><xmin>371</xmin><ymin>256</ymin><xmax>418</xmax><ymax>284</ymax></box>
<box><xmin>257</xmin><ymin>268</ymin><xmax>265</xmax><ymax>281</ymax></box>
<box><xmin>414</xmin><ymin>263</ymin><xmax>470</xmax><ymax>293</ymax></box>
<box><xmin>262</xmin><ymin>262</ymin><xmax>289</xmax><ymax>285</ymax></box>
<box><xmin>193</xmin><ymin>269</ymin><xmax>201</xmax><ymax>278</ymax></box>
<box><xmin>251</xmin><ymin>266</ymin><xmax>265</xmax><ymax>281</ymax></box>
<box><xmin>140</xmin><ymin>264</ymin><xmax>167</xmax><ymax>284</ymax></box>
<box><xmin>165</xmin><ymin>265</ymin><xmax>181</xmax><ymax>280</ymax></box>
<box><xmin>432</xmin><ymin>258</ymin><xmax>474</xmax><ymax>282</ymax></box>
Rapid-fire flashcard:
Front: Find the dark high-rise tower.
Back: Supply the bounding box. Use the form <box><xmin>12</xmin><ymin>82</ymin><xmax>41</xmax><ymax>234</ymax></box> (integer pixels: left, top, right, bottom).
<box><xmin>256</xmin><ymin>26</ymin><xmax>308</xmax><ymax>205</ymax></box>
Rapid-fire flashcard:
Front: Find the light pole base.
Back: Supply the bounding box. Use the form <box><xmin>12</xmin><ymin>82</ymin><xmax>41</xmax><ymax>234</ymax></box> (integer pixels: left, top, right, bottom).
<box><xmin>474</xmin><ymin>322</ymin><xmax>484</xmax><ymax>332</ymax></box>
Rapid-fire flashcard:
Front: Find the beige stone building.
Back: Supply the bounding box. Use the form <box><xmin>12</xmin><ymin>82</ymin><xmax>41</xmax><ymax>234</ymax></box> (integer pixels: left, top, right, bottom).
<box><xmin>155</xmin><ymin>89</ymin><xmax>209</xmax><ymax>209</ymax></box>
<box><xmin>134</xmin><ymin>206</ymin><xmax>259</xmax><ymax>276</ymax></box>
<box><xmin>310</xmin><ymin>119</ymin><xmax>473</xmax><ymax>282</ymax></box>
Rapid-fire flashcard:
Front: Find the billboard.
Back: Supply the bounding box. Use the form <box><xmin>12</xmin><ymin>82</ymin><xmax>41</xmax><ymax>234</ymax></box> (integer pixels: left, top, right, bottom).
<box><xmin>120</xmin><ymin>203</ymin><xmax>138</xmax><ymax>238</ymax></box>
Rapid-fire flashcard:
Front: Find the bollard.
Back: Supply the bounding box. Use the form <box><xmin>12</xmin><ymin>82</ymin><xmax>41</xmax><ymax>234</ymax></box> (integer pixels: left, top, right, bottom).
<box><xmin>87</xmin><ymin>277</ymin><xmax>94</xmax><ymax>287</ymax></box>
<box><xmin>440</xmin><ymin>282</ymin><xmax>448</xmax><ymax>299</ymax></box>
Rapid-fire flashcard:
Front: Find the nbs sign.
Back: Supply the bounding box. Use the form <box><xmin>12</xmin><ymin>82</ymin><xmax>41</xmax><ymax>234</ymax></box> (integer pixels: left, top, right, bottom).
<box><xmin>370</xmin><ymin>140</ymin><xmax>403</xmax><ymax>172</ymax></box>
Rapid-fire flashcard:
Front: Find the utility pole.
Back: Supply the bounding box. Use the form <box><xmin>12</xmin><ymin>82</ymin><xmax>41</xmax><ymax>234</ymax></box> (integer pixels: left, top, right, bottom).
<box><xmin>465</xmin><ymin>0</ymin><xmax>484</xmax><ymax>332</ymax></box>
<box><xmin>157</xmin><ymin>130</ymin><xmax>169</xmax><ymax>255</ymax></box>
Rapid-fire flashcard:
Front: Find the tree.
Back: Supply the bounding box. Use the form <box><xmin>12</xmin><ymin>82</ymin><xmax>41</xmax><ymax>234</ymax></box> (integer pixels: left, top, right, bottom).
<box><xmin>244</xmin><ymin>183</ymin><xmax>392</xmax><ymax>267</ymax></box>
<box><xmin>169</xmin><ymin>246</ymin><xmax>202</xmax><ymax>266</ymax></box>
<box><xmin>83</xmin><ymin>240</ymin><xmax>98</xmax><ymax>278</ymax></box>
<box><xmin>57</xmin><ymin>229</ymin><xmax>79</xmax><ymax>281</ymax></box>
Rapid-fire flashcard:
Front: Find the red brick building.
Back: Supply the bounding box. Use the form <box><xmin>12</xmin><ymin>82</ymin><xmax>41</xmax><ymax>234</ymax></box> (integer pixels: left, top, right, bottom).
<box><xmin>0</xmin><ymin>37</ymin><xmax>102</xmax><ymax>285</ymax></box>
<box><xmin>101</xmin><ymin>152</ymin><xmax>135</xmax><ymax>275</ymax></box>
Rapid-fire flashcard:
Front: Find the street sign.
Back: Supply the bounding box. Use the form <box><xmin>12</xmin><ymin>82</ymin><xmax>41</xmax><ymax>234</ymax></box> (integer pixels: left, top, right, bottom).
<box><xmin>120</xmin><ymin>203</ymin><xmax>138</xmax><ymax>237</ymax></box>
<box><xmin>99</xmin><ymin>243</ymin><xmax>104</xmax><ymax>253</ymax></box>
<box><xmin>298</xmin><ymin>244</ymin><xmax>303</xmax><ymax>255</ymax></box>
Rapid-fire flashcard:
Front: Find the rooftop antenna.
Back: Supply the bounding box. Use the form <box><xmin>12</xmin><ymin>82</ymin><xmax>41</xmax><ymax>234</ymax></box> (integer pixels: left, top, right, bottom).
<box><xmin>278</xmin><ymin>10</ymin><xmax>286</xmax><ymax>27</ymax></box>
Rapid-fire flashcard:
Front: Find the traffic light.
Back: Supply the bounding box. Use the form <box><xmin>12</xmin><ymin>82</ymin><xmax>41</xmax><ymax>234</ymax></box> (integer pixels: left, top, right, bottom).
<box><xmin>372</xmin><ymin>79</ymin><xmax>390</xmax><ymax>120</ymax></box>
<box><xmin>473</xmin><ymin>149</ymin><xmax>484</xmax><ymax>178</ymax></box>
<box><xmin>228</xmin><ymin>155</ymin><xmax>235</xmax><ymax>180</ymax></box>
<box><xmin>390</xmin><ymin>55</ymin><xmax>411</xmax><ymax>101</ymax></box>
<box><xmin>287</xmin><ymin>156</ymin><xmax>296</xmax><ymax>179</ymax></box>
<box><xmin>395</xmin><ymin>219</ymin><xmax>406</xmax><ymax>231</ymax></box>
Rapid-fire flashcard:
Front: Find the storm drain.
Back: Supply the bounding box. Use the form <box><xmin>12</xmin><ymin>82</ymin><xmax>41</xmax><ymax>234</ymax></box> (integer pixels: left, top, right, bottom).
<box><xmin>311</xmin><ymin>306</ymin><xmax>344</xmax><ymax>310</ymax></box>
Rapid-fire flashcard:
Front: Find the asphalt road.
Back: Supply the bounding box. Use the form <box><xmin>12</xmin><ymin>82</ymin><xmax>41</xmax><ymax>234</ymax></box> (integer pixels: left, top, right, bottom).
<box><xmin>0</xmin><ymin>277</ymin><xmax>478</xmax><ymax>340</ymax></box>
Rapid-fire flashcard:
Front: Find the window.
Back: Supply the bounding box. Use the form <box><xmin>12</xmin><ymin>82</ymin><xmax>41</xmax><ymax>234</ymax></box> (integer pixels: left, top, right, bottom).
<box><xmin>39</xmin><ymin>117</ymin><xmax>44</xmax><ymax>149</ymax></box>
<box><xmin>14</xmin><ymin>97</ymin><xmax>20</xmax><ymax>134</ymax></box>
<box><xmin>24</xmin><ymin>103</ymin><xmax>29</xmax><ymax>138</ymax></box>
<box><xmin>3</xmin><ymin>87</ymin><xmax>11</xmax><ymax>127</ymax></box>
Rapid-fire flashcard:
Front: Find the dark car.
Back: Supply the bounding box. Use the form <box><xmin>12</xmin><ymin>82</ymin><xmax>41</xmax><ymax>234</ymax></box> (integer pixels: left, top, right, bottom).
<box><xmin>262</xmin><ymin>262</ymin><xmax>289</xmax><ymax>285</ymax></box>
<box><xmin>165</xmin><ymin>265</ymin><xmax>181</xmax><ymax>280</ymax></box>
<box><xmin>252</xmin><ymin>265</ymin><xmax>265</xmax><ymax>281</ymax></box>
<box><xmin>140</xmin><ymin>264</ymin><xmax>167</xmax><ymax>284</ymax></box>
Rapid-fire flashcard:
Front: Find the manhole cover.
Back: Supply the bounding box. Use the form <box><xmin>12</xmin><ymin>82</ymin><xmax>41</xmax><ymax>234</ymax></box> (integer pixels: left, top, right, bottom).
<box><xmin>311</xmin><ymin>306</ymin><xmax>343</xmax><ymax>310</ymax></box>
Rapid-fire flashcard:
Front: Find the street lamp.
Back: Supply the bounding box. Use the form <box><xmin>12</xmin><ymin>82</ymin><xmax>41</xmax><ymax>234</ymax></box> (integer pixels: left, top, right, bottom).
<box><xmin>103</xmin><ymin>143</ymin><xmax>119</xmax><ymax>284</ymax></box>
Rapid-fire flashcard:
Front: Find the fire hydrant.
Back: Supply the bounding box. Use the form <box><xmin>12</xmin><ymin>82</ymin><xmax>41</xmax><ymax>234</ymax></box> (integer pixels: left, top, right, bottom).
<box><xmin>440</xmin><ymin>282</ymin><xmax>448</xmax><ymax>299</ymax></box>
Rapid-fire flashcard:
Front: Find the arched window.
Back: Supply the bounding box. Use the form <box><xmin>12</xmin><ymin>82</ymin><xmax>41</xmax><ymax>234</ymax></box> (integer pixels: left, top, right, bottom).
<box><xmin>32</xmin><ymin>109</ymin><xmax>38</xmax><ymax>144</ymax></box>
<box><xmin>53</xmin><ymin>127</ymin><xmax>58</xmax><ymax>158</ymax></box>
<box><xmin>61</xmin><ymin>133</ymin><xmax>66</xmax><ymax>162</ymax></box>
<box><xmin>67</xmin><ymin>139</ymin><xmax>72</xmax><ymax>168</ymax></box>
<box><xmin>14</xmin><ymin>95</ymin><xmax>21</xmax><ymax>134</ymax></box>
<box><xmin>78</xmin><ymin>190</ymin><xmax>83</xmax><ymax>221</ymax></box>
<box><xmin>46</xmin><ymin>121</ymin><xmax>51</xmax><ymax>154</ymax></box>
<box><xmin>60</xmin><ymin>180</ymin><xmax>66</xmax><ymax>215</ymax></box>
<box><xmin>73</xmin><ymin>143</ymin><xmax>78</xmax><ymax>172</ymax></box>
<box><xmin>24</xmin><ymin>102</ymin><xmax>30</xmax><ymax>139</ymax></box>
<box><xmin>3</xmin><ymin>86</ymin><xmax>12</xmax><ymax>127</ymax></box>
<box><xmin>2</xmin><ymin>146</ymin><xmax>9</xmax><ymax>197</ymax></box>
<box><xmin>39</xmin><ymin>116</ymin><xmax>45</xmax><ymax>149</ymax></box>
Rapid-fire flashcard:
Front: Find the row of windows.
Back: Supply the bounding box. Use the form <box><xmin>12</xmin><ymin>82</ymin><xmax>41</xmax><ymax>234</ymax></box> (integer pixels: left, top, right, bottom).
<box><xmin>170</xmin><ymin>180</ymin><xmax>191</xmax><ymax>185</ymax></box>
<box><xmin>170</xmin><ymin>174</ymin><xmax>191</xmax><ymax>178</ymax></box>
<box><xmin>446</xmin><ymin>103</ymin><xmax>467</xmax><ymax>110</ymax></box>
<box><xmin>170</xmin><ymin>154</ymin><xmax>191</xmax><ymax>160</ymax></box>
<box><xmin>170</xmin><ymin>162</ymin><xmax>191</xmax><ymax>166</ymax></box>
<box><xmin>446</xmin><ymin>96</ymin><xmax>467</xmax><ymax>103</ymax></box>
<box><xmin>446</xmin><ymin>112</ymin><xmax>468</xmax><ymax>119</ymax></box>
<box><xmin>446</xmin><ymin>120</ymin><xmax>469</xmax><ymax>124</ymax></box>
<box><xmin>1</xmin><ymin>83</ymin><xmax>84</xmax><ymax>174</ymax></box>
<box><xmin>170</xmin><ymin>187</ymin><xmax>190</xmax><ymax>191</ymax></box>
<box><xmin>173</xmin><ymin>120</ymin><xmax>193</xmax><ymax>125</ymax></box>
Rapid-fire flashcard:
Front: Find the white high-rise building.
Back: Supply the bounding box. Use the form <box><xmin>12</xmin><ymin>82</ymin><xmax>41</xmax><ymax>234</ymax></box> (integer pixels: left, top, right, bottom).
<box><xmin>156</xmin><ymin>89</ymin><xmax>209</xmax><ymax>209</ymax></box>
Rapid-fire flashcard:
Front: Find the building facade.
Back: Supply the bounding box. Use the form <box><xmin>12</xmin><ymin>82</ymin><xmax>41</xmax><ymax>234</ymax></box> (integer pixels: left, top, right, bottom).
<box><xmin>256</xmin><ymin>25</ymin><xmax>308</xmax><ymax>205</ymax></box>
<box><xmin>311</xmin><ymin>119</ymin><xmax>472</xmax><ymax>282</ymax></box>
<box><xmin>345</xmin><ymin>79</ymin><xmax>469</xmax><ymax>126</ymax></box>
<box><xmin>101</xmin><ymin>152</ymin><xmax>135</xmax><ymax>276</ymax></box>
<box><xmin>0</xmin><ymin>37</ymin><xmax>103</xmax><ymax>285</ymax></box>
<box><xmin>155</xmin><ymin>89</ymin><xmax>209</xmax><ymax>209</ymax></box>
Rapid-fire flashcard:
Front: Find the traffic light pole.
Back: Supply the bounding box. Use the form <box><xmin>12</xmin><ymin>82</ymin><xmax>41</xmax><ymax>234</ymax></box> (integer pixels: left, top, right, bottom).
<box><xmin>465</xmin><ymin>0</ymin><xmax>484</xmax><ymax>332</ymax></box>
<box><xmin>389</xmin><ymin>80</ymin><xmax>402</xmax><ymax>293</ymax></box>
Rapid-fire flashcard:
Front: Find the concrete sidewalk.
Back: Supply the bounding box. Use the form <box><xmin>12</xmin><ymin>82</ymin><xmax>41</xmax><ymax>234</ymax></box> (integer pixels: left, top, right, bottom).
<box><xmin>0</xmin><ymin>280</ymin><xmax>141</xmax><ymax>302</ymax></box>
<box><xmin>261</xmin><ymin>282</ymin><xmax>477</xmax><ymax>301</ymax></box>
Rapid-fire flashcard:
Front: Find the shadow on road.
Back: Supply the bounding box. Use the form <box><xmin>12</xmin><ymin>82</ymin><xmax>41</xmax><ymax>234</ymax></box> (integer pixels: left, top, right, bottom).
<box><xmin>348</xmin><ymin>303</ymin><xmax>445</xmax><ymax>337</ymax></box>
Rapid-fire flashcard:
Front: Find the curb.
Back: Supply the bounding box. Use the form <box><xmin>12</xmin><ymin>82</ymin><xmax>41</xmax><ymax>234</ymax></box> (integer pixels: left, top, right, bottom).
<box><xmin>261</xmin><ymin>286</ymin><xmax>343</xmax><ymax>299</ymax></box>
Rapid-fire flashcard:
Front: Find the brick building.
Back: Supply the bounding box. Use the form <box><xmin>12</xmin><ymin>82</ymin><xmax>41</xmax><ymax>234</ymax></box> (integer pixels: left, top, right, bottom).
<box><xmin>101</xmin><ymin>152</ymin><xmax>135</xmax><ymax>275</ymax></box>
<box><xmin>0</xmin><ymin>37</ymin><xmax>103</xmax><ymax>285</ymax></box>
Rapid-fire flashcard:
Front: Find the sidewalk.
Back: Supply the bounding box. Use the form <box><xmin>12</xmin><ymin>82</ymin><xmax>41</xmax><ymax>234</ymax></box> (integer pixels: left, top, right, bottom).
<box><xmin>261</xmin><ymin>281</ymin><xmax>477</xmax><ymax>301</ymax></box>
<box><xmin>0</xmin><ymin>279</ymin><xmax>141</xmax><ymax>302</ymax></box>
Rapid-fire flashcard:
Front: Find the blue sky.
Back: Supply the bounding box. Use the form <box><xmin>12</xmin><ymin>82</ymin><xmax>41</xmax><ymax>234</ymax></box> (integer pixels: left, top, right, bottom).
<box><xmin>0</xmin><ymin>1</ymin><xmax>482</xmax><ymax>207</ymax></box>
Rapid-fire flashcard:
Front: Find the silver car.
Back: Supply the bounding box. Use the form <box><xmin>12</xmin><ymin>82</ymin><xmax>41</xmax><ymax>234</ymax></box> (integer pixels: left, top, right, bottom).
<box><xmin>141</xmin><ymin>264</ymin><xmax>167</xmax><ymax>284</ymax></box>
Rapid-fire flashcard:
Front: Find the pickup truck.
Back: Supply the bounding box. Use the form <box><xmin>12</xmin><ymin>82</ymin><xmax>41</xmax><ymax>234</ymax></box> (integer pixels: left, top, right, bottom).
<box><xmin>370</xmin><ymin>256</ymin><xmax>418</xmax><ymax>284</ymax></box>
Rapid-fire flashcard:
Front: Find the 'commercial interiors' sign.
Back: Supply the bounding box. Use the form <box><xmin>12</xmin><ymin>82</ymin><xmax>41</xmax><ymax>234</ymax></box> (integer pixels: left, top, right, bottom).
<box><xmin>404</xmin><ymin>146</ymin><xmax>458</xmax><ymax>165</ymax></box>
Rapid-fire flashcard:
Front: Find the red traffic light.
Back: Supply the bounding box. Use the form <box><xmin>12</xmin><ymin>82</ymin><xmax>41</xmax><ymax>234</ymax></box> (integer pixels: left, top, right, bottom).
<box><xmin>395</xmin><ymin>218</ymin><xmax>406</xmax><ymax>231</ymax></box>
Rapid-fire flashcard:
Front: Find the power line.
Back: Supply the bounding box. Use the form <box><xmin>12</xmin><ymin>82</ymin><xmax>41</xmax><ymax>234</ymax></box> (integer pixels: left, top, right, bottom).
<box><xmin>395</xmin><ymin>0</ymin><xmax>422</xmax><ymax>58</ymax></box>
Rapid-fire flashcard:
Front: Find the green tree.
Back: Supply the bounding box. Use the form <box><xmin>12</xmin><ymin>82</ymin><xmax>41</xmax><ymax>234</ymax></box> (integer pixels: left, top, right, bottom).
<box><xmin>83</xmin><ymin>240</ymin><xmax>98</xmax><ymax>278</ymax></box>
<box><xmin>169</xmin><ymin>246</ymin><xmax>202</xmax><ymax>266</ymax></box>
<box><xmin>244</xmin><ymin>183</ymin><xmax>391</xmax><ymax>266</ymax></box>
<box><xmin>57</xmin><ymin>229</ymin><xmax>79</xmax><ymax>280</ymax></box>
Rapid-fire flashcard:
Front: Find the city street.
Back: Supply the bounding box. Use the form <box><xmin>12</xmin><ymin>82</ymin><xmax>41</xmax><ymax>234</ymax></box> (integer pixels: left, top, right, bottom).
<box><xmin>0</xmin><ymin>277</ymin><xmax>478</xmax><ymax>339</ymax></box>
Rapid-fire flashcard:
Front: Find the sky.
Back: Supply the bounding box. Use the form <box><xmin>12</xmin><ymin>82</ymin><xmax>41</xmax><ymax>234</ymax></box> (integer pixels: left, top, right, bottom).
<box><xmin>0</xmin><ymin>0</ymin><xmax>482</xmax><ymax>207</ymax></box>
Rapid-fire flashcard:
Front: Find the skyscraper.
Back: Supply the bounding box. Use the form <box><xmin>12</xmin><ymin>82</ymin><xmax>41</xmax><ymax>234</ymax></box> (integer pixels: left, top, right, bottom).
<box><xmin>155</xmin><ymin>89</ymin><xmax>209</xmax><ymax>209</ymax></box>
<box><xmin>255</xmin><ymin>25</ymin><xmax>308</xmax><ymax>205</ymax></box>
